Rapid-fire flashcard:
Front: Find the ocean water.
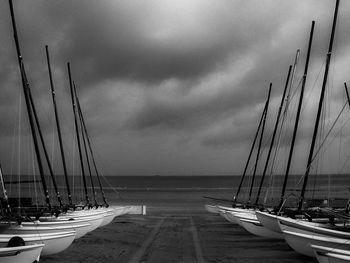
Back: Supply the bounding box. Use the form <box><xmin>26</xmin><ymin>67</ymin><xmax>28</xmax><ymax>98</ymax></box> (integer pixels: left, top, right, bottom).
<box><xmin>100</xmin><ymin>174</ymin><xmax>350</xmax><ymax>190</ymax></box>
<box><xmin>5</xmin><ymin>174</ymin><xmax>350</xmax><ymax>212</ymax></box>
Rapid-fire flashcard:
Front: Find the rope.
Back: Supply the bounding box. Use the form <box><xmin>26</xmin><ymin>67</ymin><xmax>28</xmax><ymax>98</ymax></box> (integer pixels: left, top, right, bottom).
<box><xmin>296</xmin><ymin>101</ymin><xmax>349</xmax><ymax>186</ymax></box>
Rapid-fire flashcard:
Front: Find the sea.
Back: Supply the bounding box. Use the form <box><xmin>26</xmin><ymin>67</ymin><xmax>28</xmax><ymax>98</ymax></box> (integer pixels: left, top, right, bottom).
<box><xmin>5</xmin><ymin>174</ymin><xmax>350</xmax><ymax>214</ymax></box>
<box><xmin>99</xmin><ymin>174</ymin><xmax>350</xmax><ymax>213</ymax></box>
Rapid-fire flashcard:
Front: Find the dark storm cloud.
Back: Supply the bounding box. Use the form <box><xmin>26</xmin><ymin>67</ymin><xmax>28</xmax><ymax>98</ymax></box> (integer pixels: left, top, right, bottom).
<box><xmin>1</xmin><ymin>0</ymin><xmax>301</xmax><ymax>86</ymax></box>
<box><xmin>1</xmin><ymin>0</ymin><xmax>350</xmax><ymax>175</ymax></box>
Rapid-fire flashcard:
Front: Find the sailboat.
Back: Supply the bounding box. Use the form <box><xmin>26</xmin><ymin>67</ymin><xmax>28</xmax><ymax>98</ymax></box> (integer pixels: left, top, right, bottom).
<box><xmin>257</xmin><ymin>0</ymin><xmax>345</xmax><ymax>234</ymax></box>
<box><xmin>42</xmin><ymin>46</ymin><xmax>129</xmax><ymax>226</ymax></box>
<box><xmin>213</xmin><ymin>65</ymin><xmax>296</xmax><ymax>238</ymax></box>
<box><xmin>255</xmin><ymin>18</ymin><xmax>316</xmax><ymax>235</ymax></box>
<box><xmin>205</xmin><ymin>83</ymin><xmax>273</xmax><ymax>218</ymax></box>
<box><xmin>255</xmin><ymin>0</ymin><xmax>350</xmax><ymax>258</ymax></box>
<box><xmin>0</xmin><ymin>0</ymin><xmax>87</xmax><ymax>257</ymax></box>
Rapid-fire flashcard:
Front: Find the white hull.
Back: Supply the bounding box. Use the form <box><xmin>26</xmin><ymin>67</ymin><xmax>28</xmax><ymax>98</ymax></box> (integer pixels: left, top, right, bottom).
<box><xmin>112</xmin><ymin>206</ymin><xmax>131</xmax><ymax>216</ymax></box>
<box><xmin>218</xmin><ymin>210</ymin><xmax>235</xmax><ymax>223</ymax></box>
<box><xmin>2</xmin><ymin>222</ymin><xmax>90</xmax><ymax>239</ymax></box>
<box><xmin>58</xmin><ymin>209</ymin><xmax>107</xmax><ymax>219</ymax></box>
<box><xmin>239</xmin><ymin>218</ymin><xmax>284</xmax><ymax>239</ymax></box>
<box><xmin>255</xmin><ymin>211</ymin><xmax>283</xmax><ymax>233</ymax></box>
<box><xmin>35</xmin><ymin>209</ymin><xmax>107</xmax><ymax>234</ymax></box>
<box><xmin>0</xmin><ymin>244</ymin><xmax>44</xmax><ymax>263</ymax></box>
<box><xmin>100</xmin><ymin>208</ymin><xmax>116</xmax><ymax>227</ymax></box>
<box><xmin>221</xmin><ymin>211</ymin><xmax>239</xmax><ymax>224</ymax></box>
<box><xmin>312</xmin><ymin>245</ymin><xmax>350</xmax><ymax>263</ymax></box>
<box><xmin>327</xmin><ymin>252</ymin><xmax>350</xmax><ymax>263</ymax></box>
<box><xmin>0</xmin><ymin>231</ymin><xmax>76</xmax><ymax>256</ymax></box>
<box><xmin>205</xmin><ymin>204</ymin><xmax>221</xmax><ymax>214</ymax></box>
<box><xmin>21</xmin><ymin>220</ymin><xmax>91</xmax><ymax>239</ymax></box>
<box><xmin>225</xmin><ymin>211</ymin><xmax>257</xmax><ymax>227</ymax></box>
<box><xmin>217</xmin><ymin>206</ymin><xmax>254</xmax><ymax>214</ymax></box>
<box><xmin>278</xmin><ymin>216</ymin><xmax>350</xmax><ymax>239</ymax></box>
<box><xmin>282</xmin><ymin>230</ymin><xmax>350</xmax><ymax>258</ymax></box>
<box><xmin>43</xmin><ymin>212</ymin><xmax>105</xmax><ymax>233</ymax></box>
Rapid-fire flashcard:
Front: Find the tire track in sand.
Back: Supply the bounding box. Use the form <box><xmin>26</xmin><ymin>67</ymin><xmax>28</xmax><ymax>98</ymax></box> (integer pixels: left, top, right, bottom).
<box><xmin>128</xmin><ymin>217</ymin><xmax>165</xmax><ymax>263</ymax></box>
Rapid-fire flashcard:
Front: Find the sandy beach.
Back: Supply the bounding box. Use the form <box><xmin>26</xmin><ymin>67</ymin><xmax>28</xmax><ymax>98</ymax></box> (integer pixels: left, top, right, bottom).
<box><xmin>40</xmin><ymin>190</ymin><xmax>316</xmax><ymax>263</ymax></box>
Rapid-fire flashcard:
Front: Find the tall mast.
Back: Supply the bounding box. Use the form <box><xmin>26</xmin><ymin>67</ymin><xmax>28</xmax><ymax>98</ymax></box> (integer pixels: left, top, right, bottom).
<box><xmin>74</xmin><ymin>85</ymin><xmax>98</xmax><ymax>207</ymax></box>
<box><xmin>28</xmin><ymin>92</ymin><xmax>63</xmax><ymax>207</ymax></box>
<box><xmin>277</xmin><ymin>21</ymin><xmax>315</xmax><ymax>210</ymax></box>
<box><xmin>254</xmin><ymin>66</ymin><xmax>292</xmax><ymax>206</ymax></box>
<box><xmin>45</xmin><ymin>45</ymin><xmax>73</xmax><ymax>206</ymax></box>
<box><xmin>298</xmin><ymin>0</ymin><xmax>340</xmax><ymax>211</ymax></box>
<box><xmin>67</xmin><ymin>63</ymin><xmax>90</xmax><ymax>206</ymax></box>
<box><xmin>247</xmin><ymin>84</ymin><xmax>272</xmax><ymax>204</ymax></box>
<box><xmin>0</xmin><ymin>164</ymin><xmax>11</xmax><ymax>215</ymax></box>
<box><xmin>344</xmin><ymin>82</ymin><xmax>350</xmax><ymax>214</ymax></box>
<box><xmin>76</xmin><ymin>99</ymin><xmax>108</xmax><ymax>207</ymax></box>
<box><xmin>8</xmin><ymin>0</ymin><xmax>51</xmax><ymax>210</ymax></box>
<box><xmin>233</xmin><ymin>98</ymin><xmax>268</xmax><ymax>203</ymax></box>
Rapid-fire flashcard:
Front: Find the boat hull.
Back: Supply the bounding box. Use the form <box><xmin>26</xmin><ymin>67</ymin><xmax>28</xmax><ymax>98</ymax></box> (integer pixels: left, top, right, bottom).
<box><xmin>0</xmin><ymin>243</ymin><xmax>44</xmax><ymax>263</ymax></box>
<box><xmin>282</xmin><ymin>230</ymin><xmax>350</xmax><ymax>258</ymax></box>
<box><xmin>327</xmin><ymin>252</ymin><xmax>350</xmax><ymax>263</ymax></box>
<box><xmin>312</xmin><ymin>245</ymin><xmax>350</xmax><ymax>263</ymax></box>
<box><xmin>240</xmin><ymin>218</ymin><xmax>284</xmax><ymax>239</ymax></box>
<box><xmin>0</xmin><ymin>231</ymin><xmax>76</xmax><ymax>256</ymax></box>
<box><xmin>225</xmin><ymin>211</ymin><xmax>257</xmax><ymax>227</ymax></box>
<box><xmin>255</xmin><ymin>211</ymin><xmax>282</xmax><ymax>233</ymax></box>
<box><xmin>21</xmin><ymin>220</ymin><xmax>91</xmax><ymax>239</ymax></box>
<box><xmin>205</xmin><ymin>204</ymin><xmax>221</xmax><ymax>214</ymax></box>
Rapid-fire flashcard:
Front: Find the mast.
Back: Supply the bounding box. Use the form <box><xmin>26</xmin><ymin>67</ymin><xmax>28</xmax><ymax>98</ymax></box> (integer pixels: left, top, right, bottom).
<box><xmin>262</xmin><ymin>50</ymin><xmax>300</xmax><ymax>206</ymax></box>
<box><xmin>28</xmin><ymin>92</ymin><xmax>63</xmax><ymax>207</ymax></box>
<box><xmin>277</xmin><ymin>21</ymin><xmax>315</xmax><ymax>210</ymax></box>
<box><xmin>8</xmin><ymin>0</ymin><xmax>51</xmax><ymax>210</ymax></box>
<box><xmin>254</xmin><ymin>66</ymin><xmax>292</xmax><ymax>206</ymax></box>
<box><xmin>344</xmin><ymin>83</ymin><xmax>350</xmax><ymax>109</ymax></box>
<box><xmin>247</xmin><ymin>84</ymin><xmax>272</xmax><ymax>204</ymax></box>
<box><xmin>67</xmin><ymin>63</ymin><xmax>90</xmax><ymax>206</ymax></box>
<box><xmin>233</xmin><ymin>97</ymin><xmax>268</xmax><ymax>204</ymax></box>
<box><xmin>345</xmin><ymin>82</ymin><xmax>350</xmax><ymax>214</ymax></box>
<box><xmin>298</xmin><ymin>0</ymin><xmax>340</xmax><ymax>211</ymax></box>
<box><xmin>0</xmin><ymin>164</ymin><xmax>11</xmax><ymax>215</ymax></box>
<box><xmin>76</xmin><ymin>99</ymin><xmax>108</xmax><ymax>207</ymax></box>
<box><xmin>45</xmin><ymin>45</ymin><xmax>73</xmax><ymax>206</ymax></box>
<box><xmin>74</xmin><ymin>85</ymin><xmax>98</xmax><ymax>207</ymax></box>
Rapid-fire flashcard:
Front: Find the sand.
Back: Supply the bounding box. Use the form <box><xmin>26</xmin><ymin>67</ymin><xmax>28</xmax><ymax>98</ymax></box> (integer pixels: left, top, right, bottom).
<box><xmin>39</xmin><ymin>190</ymin><xmax>316</xmax><ymax>263</ymax></box>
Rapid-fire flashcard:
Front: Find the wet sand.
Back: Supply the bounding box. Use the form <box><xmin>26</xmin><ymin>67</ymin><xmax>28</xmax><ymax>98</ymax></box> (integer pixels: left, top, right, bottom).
<box><xmin>40</xmin><ymin>190</ymin><xmax>316</xmax><ymax>263</ymax></box>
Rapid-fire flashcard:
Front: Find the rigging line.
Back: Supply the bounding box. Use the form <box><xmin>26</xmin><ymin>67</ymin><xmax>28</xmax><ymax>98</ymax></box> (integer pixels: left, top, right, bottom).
<box><xmin>283</xmin><ymin>50</ymin><xmax>300</xmax><ymax>116</ymax></box>
<box><xmin>72</xmin><ymin>122</ymin><xmax>76</xmax><ymax>203</ymax></box>
<box><xmin>320</xmin><ymin>115</ymin><xmax>350</xmax><ymax>174</ymax></box>
<box><xmin>310</xmin><ymin>101</ymin><xmax>347</xmax><ymax>166</ymax></box>
<box><xmin>255</xmin><ymin>68</ymin><xmax>292</xmax><ymax>206</ymax></box>
<box><xmin>90</xmin><ymin>146</ymin><xmax>125</xmax><ymax>197</ymax></box>
<box><xmin>17</xmin><ymin>92</ymin><xmax>23</xmax><ymax>212</ymax></box>
<box><xmin>10</xmin><ymin>86</ymin><xmax>22</xmax><ymax>196</ymax></box>
<box><xmin>339</xmin><ymin>145</ymin><xmax>350</xmax><ymax>174</ymax></box>
<box><xmin>268</xmin><ymin>99</ymin><xmax>297</xmax><ymax>184</ymax></box>
<box><xmin>264</xmin><ymin>84</ymin><xmax>299</xmax><ymax>203</ymax></box>
<box><xmin>266</xmin><ymin>53</ymin><xmax>301</xmax><ymax>204</ymax></box>
<box><xmin>76</xmin><ymin>97</ymin><xmax>108</xmax><ymax>206</ymax></box>
<box><xmin>296</xmin><ymin>101</ymin><xmax>349</xmax><ymax>186</ymax></box>
<box><xmin>46</xmin><ymin>44</ymin><xmax>73</xmax><ymax>205</ymax></box>
<box><xmin>301</xmin><ymin>59</ymin><xmax>327</xmax><ymax>114</ymax></box>
<box><xmin>298</xmin><ymin>0</ymin><xmax>340</xmax><ymax>211</ymax></box>
<box><xmin>77</xmin><ymin>101</ymin><xmax>98</xmax><ymax>206</ymax></box>
<box><xmin>337</xmin><ymin>96</ymin><xmax>345</xmax><ymax>174</ymax></box>
<box><xmin>100</xmin><ymin>176</ymin><xmax>123</xmax><ymax>200</ymax></box>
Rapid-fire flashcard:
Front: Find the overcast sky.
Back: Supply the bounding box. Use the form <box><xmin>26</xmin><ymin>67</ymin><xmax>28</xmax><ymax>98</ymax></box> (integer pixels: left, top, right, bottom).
<box><xmin>1</xmin><ymin>0</ymin><xmax>350</xmax><ymax>176</ymax></box>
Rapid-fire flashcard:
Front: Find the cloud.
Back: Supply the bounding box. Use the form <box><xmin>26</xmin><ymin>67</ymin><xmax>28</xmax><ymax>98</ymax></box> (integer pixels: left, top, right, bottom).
<box><xmin>1</xmin><ymin>0</ymin><xmax>350</xmax><ymax>175</ymax></box>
